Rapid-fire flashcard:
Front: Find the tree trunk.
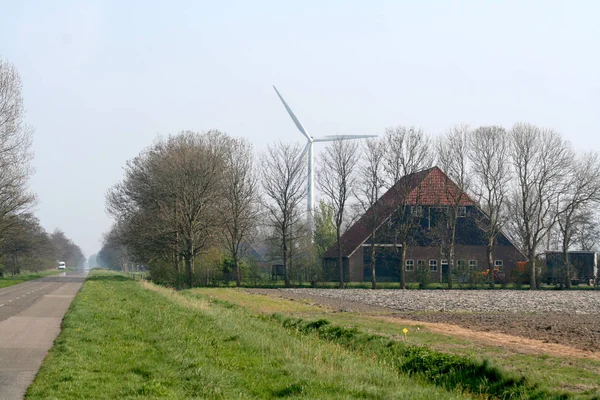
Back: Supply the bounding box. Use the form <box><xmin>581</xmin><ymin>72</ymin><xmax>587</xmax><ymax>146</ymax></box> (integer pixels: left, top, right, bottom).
<box><xmin>487</xmin><ymin>242</ymin><xmax>495</xmax><ymax>289</ymax></box>
<box><xmin>370</xmin><ymin>241</ymin><xmax>377</xmax><ymax>290</ymax></box>
<box><xmin>400</xmin><ymin>244</ymin><xmax>407</xmax><ymax>290</ymax></box>
<box><xmin>174</xmin><ymin>251</ymin><xmax>181</xmax><ymax>290</ymax></box>
<box><xmin>448</xmin><ymin>247</ymin><xmax>454</xmax><ymax>289</ymax></box>
<box><xmin>337</xmin><ymin>231</ymin><xmax>344</xmax><ymax>289</ymax></box>
<box><xmin>283</xmin><ymin>237</ymin><xmax>290</xmax><ymax>288</ymax></box>
<box><xmin>185</xmin><ymin>256</ymin><xmax>193</xmax><ymax>288</ymax></box>
<box><xmin>186</xmin><ymin>242</ymin><xmax>195</xmax><ymax>288</ymax></box>
<box><xmin>175</xmin><ymin>203</ymin><xmax>181</xmax><ymax>289</ymax></box>
<box><xmin>528</xmin><ymin>249</ymin><xmax>536</xmax><ymax>290</ymax></box>
<box><xmin>234</xmin><ymin>252</ymin><xmax>241</xmax><ymax>287</ymax></box>
<box><xmin>563</xmin><ymin>247</ymin><xmax>572</xmax><ymax>289</ymax></box>
<box><xmin>448</xmin><ymin>222</ymin><xmax>456</xmax><ymax>289</ymax></box>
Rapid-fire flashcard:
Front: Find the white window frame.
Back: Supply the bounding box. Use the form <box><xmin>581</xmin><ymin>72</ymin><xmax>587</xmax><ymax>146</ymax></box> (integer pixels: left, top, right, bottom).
<box><xmin>457</xmin><ymin>206</ymin><xmax>467</xmax><ymax>217</ymax></box>
<box><xmin>494</xmin><ymin>260</ymin><xmax>503</xmax><ymax>268</ymax></box>
<box><xmin>417</xmin><ymin>259</ymin><xmax>426</xmax><ymax>269</ymax></box>
<box><xmin>441</xmin><ymin>259</ymin><xmax>448</xmax><ymax>267</ymax></box>
<box><xmin>469</xmin><ymin>260</ymin><xmax>477</xmax><ymax>268</ymax></box>
<box><xmin>429</xmin><ymin>259</ymin><xmax>438</xmax><ymax>272</ymax></box>
<box><xmin>405</xmin><ymin>259</ymin><xmax>414</xmax><ymax>272</ymax></box>
<box><xmin>411</xmin><ymin>205</ymin><xmax>423</xmax><ymax>217</ymax></box>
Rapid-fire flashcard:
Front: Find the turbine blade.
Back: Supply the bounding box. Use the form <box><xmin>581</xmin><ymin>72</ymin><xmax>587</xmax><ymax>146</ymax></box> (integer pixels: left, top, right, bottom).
<box><xmin>300</xmin><ymin>142</ymin><xmax>310</xmax><ymax>160</ymax></box>
<box><xmin>313</xmin><ymin>134</ymin><xmax>378</xmax><ymax>142</ymax></box>
<box><xmin>273</xmin><ymin>86</ymin><xmax>311</xmax><ymax>142</ymax></box>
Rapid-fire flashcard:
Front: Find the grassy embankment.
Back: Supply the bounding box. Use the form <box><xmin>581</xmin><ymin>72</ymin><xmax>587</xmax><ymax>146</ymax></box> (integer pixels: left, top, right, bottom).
<box><xmin>195</xmin><ymin>288</ymin><xmax>600</xmax><ymax>399</ymax></box>
<box><xmin>28</xmin><ymin>271</ymin><xmax>599</xmax><ymax>399</ymax></box>
<box><xmin>27</xmin><ymin>271</ymin><xmax>468</xmax><ymax>399</ymax></box>
<box><xmin>0</xmin><ymin>269</ymin><xmax>62</xmax><ymax>289</ymax></box>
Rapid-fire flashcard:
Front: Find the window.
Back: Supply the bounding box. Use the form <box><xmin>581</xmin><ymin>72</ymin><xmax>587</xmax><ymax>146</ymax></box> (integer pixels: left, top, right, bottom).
<box><xmin>411</xmin><ymin>206</ymin><xmax>423</xmax><ymax>217</ymax></box>
<box><xmin>494</xmin><ymin>260</ymin><xmax>503</xmax><ymax>268</ymax></box>
<box><xmin>457</xmin><ymin>206</ymin><xmax>466</xmax><ymax>217</ymax></box>
<box><xmin>405</xmin><ymin>259</ymin><xmax>414</xmax><ymax>272</ymax></box>
<box><xmin>429</xmin><ymin>259</ymin><xmax>438</xmax><ymax>272</ymax></box>
<box><xmin>469</xmin><ymin>260</ymin><xmax>477</xmax><ymax>268</ymax></box>
<box><xmin>441</xmin><ymin>259</ymin><xmax>448</xmax><ymax>267</ymax></box>
<box><xmin>417</xmin><ymin>260</ymin><xmax>426</xmax><ymax>269</ymax></box>
<box><xmin>456</xmin><ymin>260</ymin><xmax>465</xmax><ymax>269</ymax></box>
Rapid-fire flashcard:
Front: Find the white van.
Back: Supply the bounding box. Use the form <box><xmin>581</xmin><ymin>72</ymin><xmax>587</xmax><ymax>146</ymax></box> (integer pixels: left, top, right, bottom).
<box><xmin>58</xmin><ymin>261</ymin><xmax>66</xmax><ymax>270</ymax></box>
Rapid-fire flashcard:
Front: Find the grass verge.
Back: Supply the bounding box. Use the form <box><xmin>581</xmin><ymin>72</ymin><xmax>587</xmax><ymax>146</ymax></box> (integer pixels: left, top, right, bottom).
<box><xmin>195</xmin><ymin>288</ymin><xmax>600</xmax><ymax>399</ymax></box>
<box><xmin>0</xmin><ymin>269</ymin><xmax>62</xmax><ymax>289</ymax></box>
<box><xmin>27</xmin><ymin>271</ymin><xmax>467</xmax><ymax>399</ymax></box>
<box><xmin>272</xmin><ymin>315</ymin><xmax>556</xmax><ymax>399</ymax></box>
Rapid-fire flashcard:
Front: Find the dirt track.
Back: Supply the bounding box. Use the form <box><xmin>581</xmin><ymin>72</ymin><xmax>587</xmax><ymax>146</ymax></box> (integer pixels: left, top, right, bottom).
<box><xmin>246</xmin><ymin>288</ymin><xmax>600</xmax><ymax>354</ymax></box>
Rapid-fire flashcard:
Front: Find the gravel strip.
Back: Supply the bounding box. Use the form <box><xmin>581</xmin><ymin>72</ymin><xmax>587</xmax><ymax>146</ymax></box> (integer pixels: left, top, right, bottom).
<box><xmin>284</xmin><ymin>289</ymin><xmax>600</xmax><ymax>315</ymax></box>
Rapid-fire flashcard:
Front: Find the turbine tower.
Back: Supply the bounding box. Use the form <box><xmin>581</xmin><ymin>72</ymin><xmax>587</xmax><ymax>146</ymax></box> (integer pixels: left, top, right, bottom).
<box><xmin>273</xmin><ymin>86</ymin><xmax>377</xmax><ymax>230</ymax></box>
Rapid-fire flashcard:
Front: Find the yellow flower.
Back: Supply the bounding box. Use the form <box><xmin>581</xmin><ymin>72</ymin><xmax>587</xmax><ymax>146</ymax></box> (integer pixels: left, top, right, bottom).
<box><xmin>403</xmin><ymin>328</ymin><xmax>408</xmax><ymax>334</ymax></box>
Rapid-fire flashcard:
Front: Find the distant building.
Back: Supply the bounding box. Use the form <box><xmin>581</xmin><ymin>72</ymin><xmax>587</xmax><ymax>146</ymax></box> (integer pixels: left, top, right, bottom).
<box><xmin>544</xmin><ymin>251</ymin><xmax>598</xmax><ymax>285</ymax></box>
<box><xmin>323</xmin><ymin>167</ymin><xmax>526</xmax><ymax>283</ymax></box>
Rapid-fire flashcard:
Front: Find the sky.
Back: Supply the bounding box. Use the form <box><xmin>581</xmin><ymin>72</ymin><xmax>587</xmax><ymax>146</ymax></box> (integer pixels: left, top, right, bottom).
<box><xmin>0</xmin><ymin>0</ymin><xmax>599</xmax><ymax>258</ymax></box>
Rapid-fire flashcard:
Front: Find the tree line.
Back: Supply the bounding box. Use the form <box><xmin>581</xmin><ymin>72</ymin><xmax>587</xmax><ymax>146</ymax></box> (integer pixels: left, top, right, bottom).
<box><xmin>0</xmin><ymin>57</ymin><xmax>85</xmax><ymax>274</ymax></box>
<box><xmin>102</xmin><ymin>124</ymin><xmax>600</xmax><ymax>291</ymax></box>
<box><xmin>321</xmin><ymin>124</ymin><xmax>600</xmax><ymax>290</ymax></box>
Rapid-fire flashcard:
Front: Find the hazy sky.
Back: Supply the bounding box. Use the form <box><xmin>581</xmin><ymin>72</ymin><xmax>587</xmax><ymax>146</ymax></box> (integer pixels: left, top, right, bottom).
<box><xmin>1</xmin><ymin>1</ymin><xmax>599</xmax><ymax>257</ymax></box>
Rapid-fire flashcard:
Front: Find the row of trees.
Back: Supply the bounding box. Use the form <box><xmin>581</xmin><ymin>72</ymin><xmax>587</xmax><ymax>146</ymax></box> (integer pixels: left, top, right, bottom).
<box><xmin>103</xmin><ymin>123</ymin><xmax>600</xmax><ymax>290</ymax></box>
<box><xmin>0</xmin><ymin>57</ymin><xmax>85</xmax><ymax>273</ymax></box>
<box><xmin>105</xmin><ymin>132</ymin><xmax>260</xmax><ymax>288</ymax></box>
<box><xmin>0</xmin><ymin>216</ymin><xmax>85</xmax><ymax>274</ymax></box>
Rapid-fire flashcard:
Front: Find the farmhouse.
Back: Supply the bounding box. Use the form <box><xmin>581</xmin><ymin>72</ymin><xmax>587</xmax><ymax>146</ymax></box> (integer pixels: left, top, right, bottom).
<box><xmin>323</xmin><ymin>167</ymin><xmax>526</xmax><ymax>283</ymax></box>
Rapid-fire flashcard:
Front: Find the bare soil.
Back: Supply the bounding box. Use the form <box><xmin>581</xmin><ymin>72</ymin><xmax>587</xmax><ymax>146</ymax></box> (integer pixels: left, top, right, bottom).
<box><xmin>246</xmin><ymin>288</ymin><xmax>600</xmax><ymax>357</ymax></box>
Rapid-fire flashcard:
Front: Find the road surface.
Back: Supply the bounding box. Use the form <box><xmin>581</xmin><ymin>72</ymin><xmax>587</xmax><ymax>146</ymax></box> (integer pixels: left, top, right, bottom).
<box><xmin>0</xmin><ymin>271</ymin><xmax>86</xmax><ymax>400</ymax></box>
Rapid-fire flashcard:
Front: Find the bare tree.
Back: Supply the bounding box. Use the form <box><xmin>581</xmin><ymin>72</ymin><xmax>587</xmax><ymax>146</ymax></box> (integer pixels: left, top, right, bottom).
<box><xmin>508</xmin><ymin>123</ymin><xmax>572</xmax><ymax>289</ymax></box>
<box><xmin>107</xmin><ymin>142</ymin><xmax>182</xmax><ymax>280</ymax></box>
<box><xmin>317</xmin><ymin>138</ymin><xmax>360</xmax><ymax>288</ymax></box>
<box><xmin>313</xmin><ymin>200</ymin><xmax>336</xmax><ymax>257</ymax></box>
<box><xmin>221</xmin><ymin>137</ymin><xmax>260</xmax><ymax>287</ymax></box>
<box><xmin>436</xmin><ymin>124</ymin><xmax>471</xmax><ymax>288</ymax></box>
<box><xmin>555</xmin><ymin>151</ymin><xmax>600</xmax><ymax>287</ymax></box>
<box><xmin>107</xmin><ymin>131</ymin><xmax>228</xmax><ymax>288</ymax></box>
<box><xmin>573</xmin><ymin>211</ymin><xmax>600</xmax><ymax>252</ymax></box>
<box><xmin>261</xmin><ymin>142</ymin><xmax>307</xmax><ymax>288</ymax></box>
<box><xmin>0</xmin><ymin>58</ymin><xmax>35</xmax><ymax>239</ymax></box>
<box><xmin>355</xmin><ymin>138</ymin><xmax>386</xmax><ymax>289</ymax></box>
<box><xmin>382</xmin><ymin>126</ymin><xmax>434</xmax><ymax>289</ymax></box>
<box><xmin>468</xmin><ymin>125</ymin><xmax>511</xmax><ymax>289</ymax></box>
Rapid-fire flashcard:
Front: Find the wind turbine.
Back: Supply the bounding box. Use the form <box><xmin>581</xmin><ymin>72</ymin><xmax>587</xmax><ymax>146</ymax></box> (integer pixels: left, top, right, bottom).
<box><xmin>273</xmin><ymin>86</ymin><xmax>377</xmax><ymax>230</ymax></box>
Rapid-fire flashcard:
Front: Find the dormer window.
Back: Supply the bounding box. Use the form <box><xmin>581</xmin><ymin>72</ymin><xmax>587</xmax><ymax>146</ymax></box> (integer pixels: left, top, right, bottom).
<box><xmin>457</xmin><ymin>206</ymin><xmax>466</xmax><ymax>217</ymax></box>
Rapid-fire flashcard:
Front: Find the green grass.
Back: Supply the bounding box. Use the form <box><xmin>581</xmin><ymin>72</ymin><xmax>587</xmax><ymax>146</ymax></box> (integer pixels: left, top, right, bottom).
<box><xmin>196</xmin><ymin>288</ymin><xmax>600</xmax><ymax>398</ymax></box>
<box><xmin>0</xmin><ymin>269</ymin><xmax>62</xmax><ymax>288</ymax></box>
<box><xmin>27</xmin><ymin>271</ymin><xmax>467</xmax><ymax>399</ymax></box>
<box><xmin>272</xmin><ymin>315</ymin><xmax>557</xmax><ymax>399</ymax></box>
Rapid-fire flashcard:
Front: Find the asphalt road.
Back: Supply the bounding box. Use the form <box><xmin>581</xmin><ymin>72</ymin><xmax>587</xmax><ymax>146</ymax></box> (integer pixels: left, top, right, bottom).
<box><xmin>0</xmin><ymin>270</ymin><xmax>86</xmax><ymax>400</ymax></box>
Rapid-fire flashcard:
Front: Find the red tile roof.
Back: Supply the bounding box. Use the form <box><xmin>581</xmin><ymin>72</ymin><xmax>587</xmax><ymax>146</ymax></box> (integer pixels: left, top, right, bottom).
<box><xmin>324</xmin><ymin>166</ymin><xmax>474</xmax><ymax>258</ymax></box>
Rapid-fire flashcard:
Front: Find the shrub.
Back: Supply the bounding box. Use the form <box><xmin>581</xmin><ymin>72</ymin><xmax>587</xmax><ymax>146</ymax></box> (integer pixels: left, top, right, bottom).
<box><xmin>415</xmin><ymin>264</ymin><xmax>431</xmax><ymax>289</ymax></box>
